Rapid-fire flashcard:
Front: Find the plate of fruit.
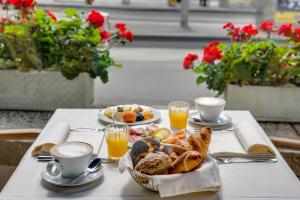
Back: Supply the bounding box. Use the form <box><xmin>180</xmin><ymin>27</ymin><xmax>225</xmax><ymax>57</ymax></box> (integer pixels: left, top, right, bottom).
<box><xmin>98</xmin><ymin>104</ymin><xmax>161</xmax><ymax>125</ymax></box>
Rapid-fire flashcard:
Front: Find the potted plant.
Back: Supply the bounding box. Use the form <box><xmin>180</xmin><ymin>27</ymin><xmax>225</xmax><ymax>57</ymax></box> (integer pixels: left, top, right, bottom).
<box><xmin>183</xmin><ymin>21</ymin><xmax>300</xmax><ymax>121</ymax></box>
<box><xmin>0</xmin><ymin>0</ymin><xmax>133</xmax><ymax>110</ymax></box>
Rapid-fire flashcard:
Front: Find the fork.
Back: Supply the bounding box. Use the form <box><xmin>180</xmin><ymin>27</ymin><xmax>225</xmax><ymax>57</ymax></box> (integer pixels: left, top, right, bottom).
<box><xmin>70</xmin><ymin>127</ymin><xmax>104</xmax><ymax>132</ymax></box>
<box><xmin>213</xmin><ymin>156</ymin><xmax>277</xmax><ymax>164</ymax></box>
<box><xmin>193</xmin><ymin>127</ymin><xmax>235</xmax><ymax>132</ymax></box>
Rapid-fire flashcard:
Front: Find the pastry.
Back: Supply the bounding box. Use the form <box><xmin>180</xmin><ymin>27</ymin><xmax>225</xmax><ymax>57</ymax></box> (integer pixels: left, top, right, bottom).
<box><xmin>169</xmin><ymin>150</ymin><xmax>203</xmax><ymax>174</ymax></box>
<box><xmin>188</xmin><ymin>127</ymin><xmax>212</xmax><ymax>159</ymax></box>
<box><xmin>135</xmin><ymin>152</ymin><xmax>172</xmax><ymax>175</ymax></box>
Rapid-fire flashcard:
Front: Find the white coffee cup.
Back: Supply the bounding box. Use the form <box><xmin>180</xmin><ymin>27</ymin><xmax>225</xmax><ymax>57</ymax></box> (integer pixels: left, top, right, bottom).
<box><xmin>194</xmin><ymin>97</ymin><xmax>226</xmax><ymax>122</ymax></box>
<box><xmin>50</xmin><ymin>141</ymin><xmax>93</xmax><ymax>178</ymax></box>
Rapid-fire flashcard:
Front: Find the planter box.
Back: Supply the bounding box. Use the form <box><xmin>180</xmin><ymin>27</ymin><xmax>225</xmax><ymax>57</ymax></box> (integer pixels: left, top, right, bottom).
<box><xmin>0</xmin><ymin>70</ymin><xmax>94</xmax><ymax>110</ymax></box>
<box><xmin>225</xmin><ymin>84</ymin><xmax>300</xmax><ymax>122</ymax></box>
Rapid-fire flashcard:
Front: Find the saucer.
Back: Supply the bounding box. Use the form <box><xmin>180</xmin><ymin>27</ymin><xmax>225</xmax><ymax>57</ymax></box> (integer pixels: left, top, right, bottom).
<box><xmin>41</xmin><ymin>163</ymin><xmax>104</xmax><ymax>187</ymax></box>
<box><xmin>189</xmin><ymin>112</ymin><xmax>232</xmax><ymax>127</ymax></box>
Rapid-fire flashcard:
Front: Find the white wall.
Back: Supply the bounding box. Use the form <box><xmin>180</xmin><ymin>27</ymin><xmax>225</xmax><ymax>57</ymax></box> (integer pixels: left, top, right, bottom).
<box><xmin>94</xmin><ymin>47</ymin><xmax>216</xmax><ymax>107</ymax></box>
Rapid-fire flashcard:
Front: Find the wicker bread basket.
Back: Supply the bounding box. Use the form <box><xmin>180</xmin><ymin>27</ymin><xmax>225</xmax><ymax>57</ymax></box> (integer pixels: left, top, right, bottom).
<box><xmin>127</xmin><ymin>167</ymin><xmax>158</xmax><ymax>191</ymax></box>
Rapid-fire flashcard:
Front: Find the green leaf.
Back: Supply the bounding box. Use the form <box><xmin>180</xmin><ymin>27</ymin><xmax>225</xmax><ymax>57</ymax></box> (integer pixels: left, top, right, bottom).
<box><xmin>113</xmin><ymin>63</ymin><xmax>122</xmax><ymax>68</ymax></box>
<box><xmin>99</xmin><ymin>69</ymin><xmax>109</xmax><ymax>83</ymax></box>
<box><xmin>196</xmin><ymin>75</ymin><xmax>206</xmax><ymax>85</ymax></box>
<box><xmin>193</xmin><ymin>66</ymin><xmax>203</xmax><ymax>74</ymax></box>
<box><xmin>34</xmin><ymin>9</ymin><xmax>47</xmax><ymax>18</ymax></box>
<box><xmin>64</xmin><ymin>8</ymin><xmax>79</xmax><ymax>18</ymax></box>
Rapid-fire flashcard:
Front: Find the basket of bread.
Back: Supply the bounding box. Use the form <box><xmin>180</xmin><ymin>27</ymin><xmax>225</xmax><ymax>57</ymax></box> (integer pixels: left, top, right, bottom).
<box><xmin>119</xmin><ymin>127</ymin><xmax>217</xmax><ymax>193</ymax></box>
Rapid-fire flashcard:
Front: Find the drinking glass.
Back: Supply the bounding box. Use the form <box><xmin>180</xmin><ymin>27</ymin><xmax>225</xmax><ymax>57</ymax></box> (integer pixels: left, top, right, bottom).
<box><xmin>169</xmin><ymin>101</ymin><xmax>189</xmax><ymax>130</ymax></box>
<box><xmin>105</xmin><ymin>124</ymin><xmax>129</xmax><ymax>160</ymax></box>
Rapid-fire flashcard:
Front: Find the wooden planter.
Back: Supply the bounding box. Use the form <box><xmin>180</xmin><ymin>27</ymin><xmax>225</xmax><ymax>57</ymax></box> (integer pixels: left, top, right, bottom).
<box><xmin>225</xmin><ymin>84</ymin><xmax>300</xmax><ymax>122</ymax></box>
<box><xmin>0</xmin><ymin>70</ymin><xmax>94</xmax><ymax>110</ymax></box>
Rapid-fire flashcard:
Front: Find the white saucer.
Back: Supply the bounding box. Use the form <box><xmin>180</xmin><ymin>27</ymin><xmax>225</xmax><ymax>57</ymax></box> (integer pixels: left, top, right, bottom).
<box><xmin>41</xmin><ymin>163</ymin><xmax>104</xmax><ymax>187</ymax></box>
<box><xmin>189</xmin><ymin>112</ymin><xmax>232</xmax><ymax>127</ymax></box>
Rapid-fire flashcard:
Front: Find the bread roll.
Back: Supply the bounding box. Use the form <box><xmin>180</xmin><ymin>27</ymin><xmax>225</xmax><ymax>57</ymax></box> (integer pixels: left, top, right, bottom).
<box><xmin>169</xmin><ymin>150</ymin><xmax>203</xmax><ymax>174</ymax></box>
<box><xmin>130</xmin><ymin>138</ymin><xmax>161</xmax><ymax>166</ymax></box>
<box><xmin>188</xmin><ymin>127</ymin><xmax>212</xmax><ymax>159</ymax></box>
<box><xmin>135</xmin><ymin>152</ymin><xmax>172</xmax><ymax>175</ymax></box>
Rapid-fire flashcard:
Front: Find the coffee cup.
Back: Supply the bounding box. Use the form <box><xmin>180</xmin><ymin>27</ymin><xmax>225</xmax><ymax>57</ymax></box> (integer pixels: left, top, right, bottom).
<box><xmin>49</xmin><ymin>141</ymin><xmax>93</xmax><ymax>178</ymax></box>
<box><xmin>194</xmin><ymin>97</ymin><xmax>226</xmax><ymax>122</ymax></box>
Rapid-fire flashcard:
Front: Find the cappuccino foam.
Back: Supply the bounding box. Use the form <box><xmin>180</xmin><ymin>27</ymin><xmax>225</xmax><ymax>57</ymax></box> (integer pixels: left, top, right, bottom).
<box><xmin>53</xmin><ymin>142</ymin><xmax>92</xmax><ymax>157</ymax></box>
<box><xmin>196</xmin><ymin>97</ymin><xmax>224</xmax><ymax>106</ymax></box>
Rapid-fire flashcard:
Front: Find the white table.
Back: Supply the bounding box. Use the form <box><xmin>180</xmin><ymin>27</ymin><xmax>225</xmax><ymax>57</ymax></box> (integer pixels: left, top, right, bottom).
<box><xmin>1</xmin><ymin>109</ymin><xmax>299</xmax><ymax>200</ymax></box>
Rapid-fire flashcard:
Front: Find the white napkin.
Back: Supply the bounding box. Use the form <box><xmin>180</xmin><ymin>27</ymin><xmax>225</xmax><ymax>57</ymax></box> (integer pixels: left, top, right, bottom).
<box><xmin>33</xmin><ymin>122</ymin><xmax>105</xmax><ymax>157</ymax></box>
<box><xmin>66</xmin><ymin>131</ymin><xmax>105</xmax><ymax>156</ymax></box>
<box><xmin>37</xmin><ymin>122</ymin><xmax>70</xmax><ymax>145</ymax></box>
<box><xmin>119</xmin><ymin>152</ymin><xmax>221</xmax><ymax>198</ymax></box>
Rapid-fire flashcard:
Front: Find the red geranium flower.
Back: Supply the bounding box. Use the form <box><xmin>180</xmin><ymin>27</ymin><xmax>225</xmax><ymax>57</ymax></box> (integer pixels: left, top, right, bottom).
<box><xmin>87</xmin><ymin>10</ymin><xmax>105</xmax><ymax>28</ymax></box>
<box><xmin>9</xmin><ymin>0</ymin><xmax>34</xmax><ymax>9</ymax></box>
<box><xmin>46</xmin><ymin>10</ymin><xmax>57</xmax><ymax>22</ymax></box>
<box><xmin>231</xmin><ymin>27</ymin><xmax>241</xmax><ymax>42</ymax></box>
<box><xmin>278</xmin><ymin>23</ymin><xmax>293</xmax><ymax>37</ymax></box>
<box><xmin>115</xmin><ymin>23</ymin><xmax>126</xmax><ymax>31</ymax></box>
<box><xmin>183</xmin><ymin>53</ymin><xmax>198</xmax><ymax>70</ymax></box>
<box><xmin>294</xmin><ymin>27</ymin><xmax>300</xmax><ymax>42</ymax></box>
<box><xmin>118</xmin><ymin>30</ymin><xmax>133</xmax><ymax>42</ymax></box>
<box><xmin>208</xmin><ymin>41</ymin><xmax>220</xmax><ymax>48</ymax></box>
<box><xmin>241</xmin><ymin>24</ymin><xmax>258</xmax><ymax>36</ymax></box>
<box><xmin>223</xmin><ymin>22</ymin><xmax>234</xmax><ymax>30</ymax></box>
<box><xmin>202</xmin><ymin>46</ymin><xmax>222</xmax><ymax>64</ymax></box>
<box><xmin>260</xmin><ymin>22</ymin><xmax>273</xmax><ymax>32</ymax></box>
<box><xmin>100</xmin><ymin>30</ymin><xmax>111</xmax><ymax>42</ymax></box>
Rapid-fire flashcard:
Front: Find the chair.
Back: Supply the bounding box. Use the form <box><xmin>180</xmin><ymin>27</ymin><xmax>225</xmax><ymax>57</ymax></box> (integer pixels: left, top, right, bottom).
<box><xmin>0</xmin><ymin>129</ymin><xmax>40</xmax><ymax>191</ymax></box>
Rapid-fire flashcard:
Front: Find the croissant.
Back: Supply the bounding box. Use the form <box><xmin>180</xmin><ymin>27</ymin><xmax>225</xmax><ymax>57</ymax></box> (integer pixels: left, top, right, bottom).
<box><xmin>169</xmin><ymin>150</ymin><xmax>203</xmax><ymax>174</ymax></box>
<box><xmin>188</xmin><ymin>127</ymin><xmax>212</xmax><ymax>159</ymax></box>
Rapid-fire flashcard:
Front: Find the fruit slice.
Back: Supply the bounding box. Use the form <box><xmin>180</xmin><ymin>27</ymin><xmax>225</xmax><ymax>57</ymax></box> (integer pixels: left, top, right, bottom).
<box><xmin>153</xmin><ymin>128</ymin><xmax>171</xmax><ymax>141</ymax></box>
<box><xmin>143</xmin><ymin>112</ymin><xmax>153</xmax><ymax>120</ymax></box>
<box><xmin>173</xmin><ymin>129</ymin><xmax>186</xmax><ymax>139</ymax></box>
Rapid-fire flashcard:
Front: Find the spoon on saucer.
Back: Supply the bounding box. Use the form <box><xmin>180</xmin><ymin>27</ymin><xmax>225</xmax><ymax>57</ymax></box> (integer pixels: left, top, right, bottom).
<box><xmin>68</xmin><ymin>158</ymin><xmax>102</xmax><ymax>184</ymax></box>
<box><xmin>46</xmin><ymin>161</ymin><xmax>60</xmax><ymax>177</ymax></box>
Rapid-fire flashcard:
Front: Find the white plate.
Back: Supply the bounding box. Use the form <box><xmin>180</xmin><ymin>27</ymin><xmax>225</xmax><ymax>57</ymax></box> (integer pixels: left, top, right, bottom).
<box><xmin>41</xmin><ymin>163</ymin><xmax>104</xmax><ymax>187</ymax></box>
<box><xmin>189</xmin><ymin>112</ymin><xmax>232</xmax><ymax>127</ymax></box>
<box><xmin>98</xmin><ymin>105</ymin><xmax>161</xmax><ymax>126</ymax></box>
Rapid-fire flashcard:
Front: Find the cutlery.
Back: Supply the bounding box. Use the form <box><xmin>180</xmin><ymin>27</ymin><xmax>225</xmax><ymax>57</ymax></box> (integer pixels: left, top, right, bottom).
<box><xmin>38</xmin><ymin>155</ymin><xmax>116</xmax><ymax>163</ymax></box>
<box><xmin>70</xmin><ymin>127</ymin><xmax>104</xmax><ymax>132</ymax></box>
<box><xmin>212</xmin><ymin>156</ymin><xmax>277</xmax><ymax>164</ymax></box>
<box><xmin>193</xmin><ymin>127</ymin><xmax>235</xmax><ymax>132</ymax></box>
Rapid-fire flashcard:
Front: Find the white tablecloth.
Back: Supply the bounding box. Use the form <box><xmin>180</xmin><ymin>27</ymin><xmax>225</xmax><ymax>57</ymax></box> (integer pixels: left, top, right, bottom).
<box><xmin>1</xmin><ymin>109</ymin><xmax>299</xmax><ymax>200</ymax></box>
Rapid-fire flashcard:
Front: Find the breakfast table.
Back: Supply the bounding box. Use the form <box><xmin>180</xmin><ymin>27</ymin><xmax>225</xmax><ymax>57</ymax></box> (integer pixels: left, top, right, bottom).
<box><xmin>0</xmin><ymin>109</ymin><xmax>300</xmax><ymax>200</ymax></box>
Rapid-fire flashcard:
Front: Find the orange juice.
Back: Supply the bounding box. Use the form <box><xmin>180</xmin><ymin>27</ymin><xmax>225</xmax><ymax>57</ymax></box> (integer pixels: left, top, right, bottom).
<box><xmin>169</xmin><ymin>111</ymin><xmax>189</xmax><ymax>129</ymax></box>
<box><xmin>106</xmin><ymin>131</ymin><xmax>128</xmax><ymax>159</ymax></box>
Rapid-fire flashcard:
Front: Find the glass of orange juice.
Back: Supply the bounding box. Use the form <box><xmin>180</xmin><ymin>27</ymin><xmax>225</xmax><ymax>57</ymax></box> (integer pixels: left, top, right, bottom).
<box><xmin>105</xmin><ymin>124</ymin><xmax>129</xmax><ymax>160</ymax></box>
<box><xmin>169</xmin><ymin>101</ymin><xmax>189</xmax><ymax>130</ymax></box>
